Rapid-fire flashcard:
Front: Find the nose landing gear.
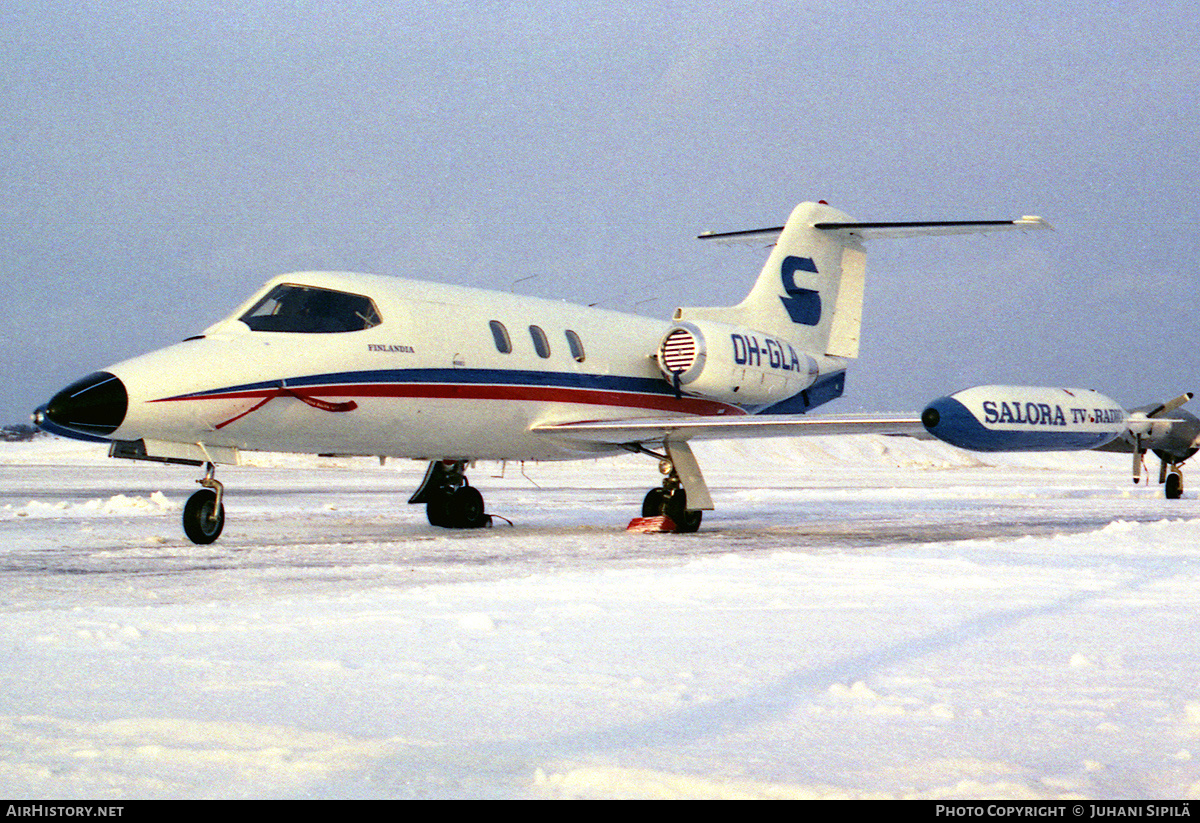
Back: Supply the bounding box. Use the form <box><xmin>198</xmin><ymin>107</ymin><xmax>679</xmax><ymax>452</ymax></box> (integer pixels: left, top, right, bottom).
<box><xmin>183</xmin><ymin>462</ymin><xmax>225</xmax><ymax>544</ymax></box>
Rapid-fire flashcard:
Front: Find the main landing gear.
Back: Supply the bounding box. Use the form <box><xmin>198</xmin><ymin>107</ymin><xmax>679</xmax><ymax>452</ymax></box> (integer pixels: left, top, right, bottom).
<box><xmin>183</xmin><ymin>462</ymin><xmax>225</xmax><ymax>544</ymax></box>
<box><xmin>626</xmin><ymin>442</ymin><xmax>709</xmax><ymax>534</ymax></box>
<box><xmin>408</xmin><ymin>460</ymin><xmax>491</xmax><ymax>529</ymax></box>
<box><xmin>639</xmin><ymin>459</ymin><xmax>703</xmax><ymax>533</ymax></box>
<box><xmin>408</xmin><ymin>449</ymin><xmax>709</xmax><ymax>533</ymax></box>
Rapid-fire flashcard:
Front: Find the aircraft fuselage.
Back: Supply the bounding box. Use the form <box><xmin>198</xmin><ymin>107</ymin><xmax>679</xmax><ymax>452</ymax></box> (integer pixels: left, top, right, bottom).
<box><xmin>39</xmin><ymin>271</ymin><xmax>747</xmax><ymax>462</ymax></box>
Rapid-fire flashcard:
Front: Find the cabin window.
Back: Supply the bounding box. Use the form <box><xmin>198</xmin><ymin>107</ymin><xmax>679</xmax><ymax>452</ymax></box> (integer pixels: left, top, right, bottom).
<box><xmin>529</xmin><ymin>325</ymin><xmax>551</xmax><ymax>358</ymax></box>
<box><xmin>565</xmin><ymin>329</ymin><xmax>586</xmax><ymax>362</ymax></box>
<box><xmin>489</xmin><ymin>320</ymin><xmax>512</xmax><ymax>353</ymax></box>
<box><xmin>240</xmin><ymin>284</ymin><xmax>381</xmax><ymax>333</ymax></box>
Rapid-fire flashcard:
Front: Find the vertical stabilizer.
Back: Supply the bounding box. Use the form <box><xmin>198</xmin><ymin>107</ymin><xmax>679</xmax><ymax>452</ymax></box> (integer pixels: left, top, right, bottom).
<box><xmin>679</xmin><ymin>201</ymin><xmax>866</xmax><ymax>358</ymax></box>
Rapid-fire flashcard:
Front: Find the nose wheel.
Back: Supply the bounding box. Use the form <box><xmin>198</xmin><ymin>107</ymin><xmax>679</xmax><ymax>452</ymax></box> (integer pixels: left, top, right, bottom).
<box><xmin>183</xmin><ymin>463</ymin><xmax>225</xmax><ymax>544</ymax></box>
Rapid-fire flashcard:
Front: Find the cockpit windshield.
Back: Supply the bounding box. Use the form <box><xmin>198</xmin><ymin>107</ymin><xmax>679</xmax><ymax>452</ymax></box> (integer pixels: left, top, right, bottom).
<box><xmin>239</xmin><ymin>284</ymin><xmax>382</xmax><ymax>333</ymax></box>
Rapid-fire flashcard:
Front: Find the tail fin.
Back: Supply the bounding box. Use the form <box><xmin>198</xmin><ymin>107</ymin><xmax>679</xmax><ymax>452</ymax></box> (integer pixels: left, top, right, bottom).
<box><xmin>679</xmin><ymin>201</ymin><xmax>1052</xmax><ymax>359</ymax></box>
<box><xmin>680</xmin><ymin>202</ymin><xmax>865</xmax><ymax>357</ymax></box>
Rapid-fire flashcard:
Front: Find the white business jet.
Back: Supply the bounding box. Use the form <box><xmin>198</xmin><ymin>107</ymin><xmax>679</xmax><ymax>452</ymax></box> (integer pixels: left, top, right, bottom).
<box><xmin>33</xmin><ymin>201</ymin><xmax>1049</xmax><ymax>543</ymax></box>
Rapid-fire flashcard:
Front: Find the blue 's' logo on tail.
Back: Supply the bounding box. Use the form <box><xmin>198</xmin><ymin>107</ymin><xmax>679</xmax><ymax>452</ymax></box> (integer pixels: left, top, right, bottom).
<box><xmin>780</xmin><ymin>256</ymin><xmax>822</xmax><ymax>326</ymax></box>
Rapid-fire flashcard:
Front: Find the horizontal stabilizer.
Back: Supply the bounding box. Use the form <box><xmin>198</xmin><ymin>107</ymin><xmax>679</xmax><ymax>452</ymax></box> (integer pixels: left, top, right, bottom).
<box><xmin>698</xmin><ymin>215</ymin><xmax>1052</xmax><ymax>245</ymax></box>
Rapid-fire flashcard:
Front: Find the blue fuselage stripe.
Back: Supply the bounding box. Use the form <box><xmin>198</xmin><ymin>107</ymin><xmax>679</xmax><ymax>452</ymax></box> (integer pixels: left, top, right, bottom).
<box><xmin>162</xmin><ymin>367</ymin><xmax>674</xmax><ymax>401</ymax></box>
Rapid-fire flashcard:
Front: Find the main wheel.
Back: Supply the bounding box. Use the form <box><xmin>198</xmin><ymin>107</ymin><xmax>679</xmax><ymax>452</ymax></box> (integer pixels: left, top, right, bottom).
<box><xmin>448</xmin><ymin>486</ymin><xmax>489</xmax><ymax>528</ymax></box>
<box><xmin>1166</xmin><ymin>471</ymin><xmax>1184</xmax><ymax>499</ymax></box>
<box><xmin>666</xmin><ymin>493</ymin><xmax>703</xmax><ymax>533</ymax></box>
<box><xmin>671</xmin><ymin>507</ymin><xmax>703</xmax><ymax>533</ymax></box>
<box><xmin>641</xmin><ymin>487</ymin><xmax>702</xmax><ymax>533</ymax></box>
<box><xmin>183</xmin><ymin>488</ymin><xmax>225</xmax><ymax>544</ymax></box>
<box><xmin>642</xmin><ymin>488</ymin><xmax>667</xmax><ymax>517</ymax></box>
<box><xmin>428</xmin><ymin>485</ymin><xmax>489</xmax><ymax>528</ymax></box>
<box><xmin>426</xmin><ymin>492</ymin><xmax>452</xmax><ymax>527</ymax></box>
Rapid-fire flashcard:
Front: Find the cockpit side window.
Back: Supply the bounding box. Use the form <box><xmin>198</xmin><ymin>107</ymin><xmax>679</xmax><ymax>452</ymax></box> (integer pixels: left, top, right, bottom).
<box><xmin>239</xmin><ymin>284</ymin><xmax>382</xmax><ymax>333</ymax></box>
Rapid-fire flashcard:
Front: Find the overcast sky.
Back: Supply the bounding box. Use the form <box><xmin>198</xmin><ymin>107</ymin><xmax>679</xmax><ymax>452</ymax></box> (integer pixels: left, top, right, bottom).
<box><xmin>4</xmin><ymin>1</ymin><xmax>1198</xmax><ymax>424</ymax></box>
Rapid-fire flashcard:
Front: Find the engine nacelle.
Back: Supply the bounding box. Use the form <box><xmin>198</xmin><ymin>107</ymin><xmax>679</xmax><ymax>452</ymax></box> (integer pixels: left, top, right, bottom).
<box><xmin>922</xmin><ymin>385</ymin><xmax>1127</xmax><ymax>452</ymax></box>
<box><xmin>656</xmin><ymin>320</ymin><xmax>818</xmax><ymax>407</ymax></box>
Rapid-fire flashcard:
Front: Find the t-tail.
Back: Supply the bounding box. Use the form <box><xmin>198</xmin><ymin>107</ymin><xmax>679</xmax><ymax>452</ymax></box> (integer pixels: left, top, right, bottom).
<box><xmin>655</xmin><ymin>201</ymin><xmax>1051</xmax><ymax>414</ymax></box>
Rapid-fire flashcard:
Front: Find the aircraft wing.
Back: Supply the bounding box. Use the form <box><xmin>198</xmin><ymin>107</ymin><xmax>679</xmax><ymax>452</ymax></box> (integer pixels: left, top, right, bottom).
<box><xmin>532</xmin><ymin>414</ymin><xmax>926</xmax><ymax>446</ymax></box>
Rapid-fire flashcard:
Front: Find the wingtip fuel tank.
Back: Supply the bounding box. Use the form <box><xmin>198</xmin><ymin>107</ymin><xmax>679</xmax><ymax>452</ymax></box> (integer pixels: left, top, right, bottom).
<box><xmin>922</xmin><ymin>385</ymin><xmax>1127</xmax><ymax>452</ymax></box>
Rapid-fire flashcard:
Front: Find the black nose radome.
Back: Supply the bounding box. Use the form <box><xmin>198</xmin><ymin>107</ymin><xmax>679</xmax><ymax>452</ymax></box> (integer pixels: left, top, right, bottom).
<box><xmin>39</xmin><ymin>371</ymin><xmax>128</xmax><ymax>437</ymax></box>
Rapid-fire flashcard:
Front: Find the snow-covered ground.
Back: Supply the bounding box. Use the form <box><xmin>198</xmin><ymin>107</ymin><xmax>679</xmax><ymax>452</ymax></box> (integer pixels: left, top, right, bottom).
<box><xmin>2</xmin><ymin>435</ymin><xmax>1199</xmax><ymax>799</ymax></box>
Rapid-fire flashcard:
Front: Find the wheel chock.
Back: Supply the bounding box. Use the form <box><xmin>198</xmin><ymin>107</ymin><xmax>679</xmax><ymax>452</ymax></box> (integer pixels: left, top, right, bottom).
<box><xmin>626</xmin><ymin>515</ymin><xmax>678</xmax><ymax>533</ymax></box>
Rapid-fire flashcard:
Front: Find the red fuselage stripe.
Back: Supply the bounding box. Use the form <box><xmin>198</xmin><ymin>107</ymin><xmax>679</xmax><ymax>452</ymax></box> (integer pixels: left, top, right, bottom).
<box><xmin>152</xmin><ymin>382</ymin><xmax>747</xmax><ymax>417</ymax></box>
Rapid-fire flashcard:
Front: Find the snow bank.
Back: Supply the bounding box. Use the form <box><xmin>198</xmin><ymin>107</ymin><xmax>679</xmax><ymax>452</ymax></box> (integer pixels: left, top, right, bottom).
<box><xmin>3</xmin><ymin>491</ymin><xmax>175</xmax><ymax>519</ymax></box>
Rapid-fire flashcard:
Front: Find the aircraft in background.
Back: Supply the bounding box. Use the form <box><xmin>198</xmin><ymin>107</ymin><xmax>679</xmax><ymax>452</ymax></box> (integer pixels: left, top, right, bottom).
<box><xmin>33</xmin><ymin>201</ymin><xmax>1050</xmax><ymax>543</ymax></box>
<box><xmin>922</xmin><ymin>385</ymin><xmax>1199</xmax><ymax>498</ymax></box>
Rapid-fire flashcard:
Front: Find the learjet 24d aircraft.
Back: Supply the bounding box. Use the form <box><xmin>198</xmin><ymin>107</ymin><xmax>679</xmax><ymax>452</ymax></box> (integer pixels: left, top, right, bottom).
<box><xmin>33</xmin><ymin>201</ymin><xmax>1051</xmax><ymax>544</ymax></box>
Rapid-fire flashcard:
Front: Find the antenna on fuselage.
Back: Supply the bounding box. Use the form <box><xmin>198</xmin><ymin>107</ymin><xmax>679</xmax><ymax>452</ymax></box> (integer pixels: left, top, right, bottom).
<box><xmin>510</xmin><ymin>273</ymin><xmax>538</xmax><ymax>292</ymax></box>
